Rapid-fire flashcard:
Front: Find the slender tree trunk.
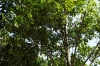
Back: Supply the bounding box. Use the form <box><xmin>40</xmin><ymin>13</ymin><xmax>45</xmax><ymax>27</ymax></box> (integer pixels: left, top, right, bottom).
<box><xmin>63</xmin><ymin>25</ymin><xmax>71</xmax><ymax>66</ymax></box>
<box><xmin>66</xmin><ymin>40</ymin><xmax>71</xmax><ymax>66</ymax></box>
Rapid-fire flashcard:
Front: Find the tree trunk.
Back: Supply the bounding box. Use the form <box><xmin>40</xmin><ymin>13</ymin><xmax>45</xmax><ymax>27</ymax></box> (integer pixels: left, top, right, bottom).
<box><xmin>63</xmin><ymin>25</ymin><xmax>71</xmax><ymax>66</ymax></box>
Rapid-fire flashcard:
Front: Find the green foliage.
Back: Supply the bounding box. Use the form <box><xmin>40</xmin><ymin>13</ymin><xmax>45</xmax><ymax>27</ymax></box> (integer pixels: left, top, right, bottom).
<box><xmin>0</xmin><ymin>0</ymin><xmax>100</xmax><ymax>66</ymax></box>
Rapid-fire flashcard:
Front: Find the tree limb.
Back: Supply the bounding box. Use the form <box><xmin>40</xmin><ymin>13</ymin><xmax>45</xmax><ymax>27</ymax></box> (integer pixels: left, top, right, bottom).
<box><xmin>82</xmin><ymin>41</ymin><xmax>100</xmax><ymax>66</ymax></box>
<box><xmin>90</xmin><ymin>45</ymin><xmax>100</xmax><ymax>66</ymax></box>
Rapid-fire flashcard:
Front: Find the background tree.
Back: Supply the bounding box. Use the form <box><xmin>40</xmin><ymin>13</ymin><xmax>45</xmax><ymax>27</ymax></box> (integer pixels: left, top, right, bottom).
<box><xmin>0</xmin><ymin>0</ymin><xmax>100</xmax><ymax>66</ymax></box>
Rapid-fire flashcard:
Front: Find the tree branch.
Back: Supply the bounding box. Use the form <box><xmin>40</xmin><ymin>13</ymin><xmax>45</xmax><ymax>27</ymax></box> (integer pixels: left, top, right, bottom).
<box><xmin>90</xmin><ymin>45</ymin><xmax>100</xmax><ymax>66</ymax></box>
<box><xmin>44</xmin><ymin>45</ymin><xmax>57</xmax><ymax>66</ymax></box>
<box><xmin>82</xmin><ymin>41</ymin><xmax>100</xmax><ymax>66</ymax></box>
<box><xmin>71</xmin><ymin>11</ymin><xmax>86</xmax><ymax>66</ymax></box>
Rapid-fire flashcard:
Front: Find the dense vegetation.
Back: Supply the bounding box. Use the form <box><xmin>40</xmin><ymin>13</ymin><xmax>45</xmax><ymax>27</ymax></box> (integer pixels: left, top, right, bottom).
<box><xmin>0</xmin><ymin>0</ymin><xmax>100</xmax><ymax>66</ymax></box>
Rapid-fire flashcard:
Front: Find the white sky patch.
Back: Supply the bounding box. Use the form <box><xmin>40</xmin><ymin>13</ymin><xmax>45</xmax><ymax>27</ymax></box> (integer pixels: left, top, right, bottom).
<box><xmin>38</xmin><ymin>52</ymin><xmax>47</xmax><ymax>60</ymax></box>
<box><xmin>88</xmin><ymin>37</ymin><xmax>100</xmax><ymax>47</ymax></box>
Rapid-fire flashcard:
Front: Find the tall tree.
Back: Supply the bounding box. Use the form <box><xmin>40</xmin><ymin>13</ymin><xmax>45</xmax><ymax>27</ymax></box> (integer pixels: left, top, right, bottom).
<box><xmin>0</xmin><ymin>0</ymin><xmax>100</xmax><ymax>66</ymax></box>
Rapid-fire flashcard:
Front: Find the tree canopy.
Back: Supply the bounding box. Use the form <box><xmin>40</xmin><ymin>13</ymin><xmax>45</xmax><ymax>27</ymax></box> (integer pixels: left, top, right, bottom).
<box><xmin>0</xmin><ymin>0</ymin><xmax>100</xmax><ymax>66</ymax></box>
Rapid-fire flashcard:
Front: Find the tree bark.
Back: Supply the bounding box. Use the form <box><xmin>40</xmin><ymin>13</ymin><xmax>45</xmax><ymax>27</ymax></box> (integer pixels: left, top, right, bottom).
<box><xmin>63</xmin><ymin>25</ymin><xmax>71</xmax><ymax>66</ymax></box>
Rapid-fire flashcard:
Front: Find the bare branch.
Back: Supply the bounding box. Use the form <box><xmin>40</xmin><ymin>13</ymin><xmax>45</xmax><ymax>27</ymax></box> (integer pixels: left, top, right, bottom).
<box><xmin>90</xmin><ymin>45</ymin><xmax>100</xmax><ymax>66</ymax></box>
<box><xmin>82</xmin><ymin>41</ymin><xmax>100</xmax><ymax>66</ymax></box>
<box><xmin>89</xmin><ymin>49</ymin><xmax>99</xmax><ymax>66</ymax></box>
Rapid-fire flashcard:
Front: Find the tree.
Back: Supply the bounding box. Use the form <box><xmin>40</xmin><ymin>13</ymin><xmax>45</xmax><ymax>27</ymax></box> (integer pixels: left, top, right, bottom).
<box><xmin>0</xmin><ymin>0</ymin><xmax>100</xmax><ymax>66</ymax></box>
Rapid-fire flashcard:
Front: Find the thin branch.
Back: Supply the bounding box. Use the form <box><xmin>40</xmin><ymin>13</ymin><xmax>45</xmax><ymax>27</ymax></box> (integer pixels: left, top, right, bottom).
<box><xmin>47</xmin><ymin>53</ymin><xmax>56</xmax><ymax>66</ymax></box>
<box><xmin>82</xmin><ymin>41</ymin><xmax>100</xmax><ymax>66</ymax></box>
<box><xmin>73</xmin><ymin>11</ymin><xmax>86</xmax><ymax>56</ymax></box>
<box><xmin>44</xmin><ymin>45</ymin><xmax>57</xmax><ymax>66</ymax></box>
<box><xmin>89</xmin><ymin>48</ymin><xmax>99</xmax><ymax>66</ymax></box>
<box><xmin>90</xmin><ymin>46</ymin><xmax>100</xmax><ymax>66</ymax></box>
<box><xmin>71</xmin><ymin>11</ymin><xmax>86</xmax><ymax>66</ymax></box>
